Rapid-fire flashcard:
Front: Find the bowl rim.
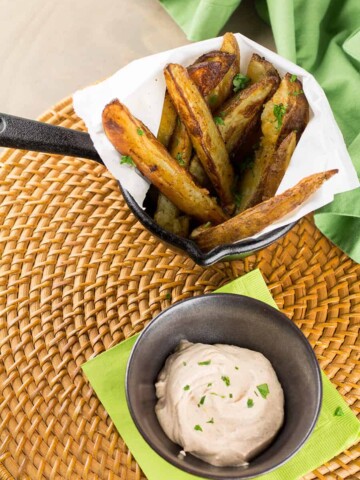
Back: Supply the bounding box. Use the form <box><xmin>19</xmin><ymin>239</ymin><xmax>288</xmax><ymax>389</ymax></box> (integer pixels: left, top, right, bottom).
<box><xmin>125</xmin><ymin>293</ymin><xmax>323</xmax><ymax>480</ymax></box>
<box><xmin>120</xmin><ymin>185</ymin><xmax>297</xmax><ymax>266</ymax></box>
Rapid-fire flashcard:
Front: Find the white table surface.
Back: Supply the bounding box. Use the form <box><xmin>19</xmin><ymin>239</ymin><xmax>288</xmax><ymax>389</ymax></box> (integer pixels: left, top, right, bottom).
<box><xmin>0</xmin><ymin>0</ymin><xmax>274</xmax><ymax>119</ymax></box>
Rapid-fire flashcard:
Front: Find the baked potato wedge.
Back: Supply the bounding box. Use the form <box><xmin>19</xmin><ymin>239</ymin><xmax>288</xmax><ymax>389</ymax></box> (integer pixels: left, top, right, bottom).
<box><xmin>237</xmin><ymin>73</ymin><xmax>309</xmax><ymax>212</ymax></box>
<box><xmin>102</xmin><ymin>99</ymin><xmax>227</xmax><ymax>225</ymax></box>
<box><xmin>262</xmin><ymin>131</ymin><xmax>297</xmax><ymax>200</ymax></box>
<box><xmin>189</xmin><ymin>76</ymin><xmax>278</xmax><ymax>187</ymax></box>
<box><xmin>157</xmin><ymin>91</ymin><xmax>177</xmax><ymax>147</ymax></box>
<box><xmin>247</xmin><ymin>54</ymin><xmax>280</xmax><ymax>84</ymax></box>
<box><xmin>154</xmin><ymin>118</ymin><xmax>193</xmax><ymax>235</ymax></box>
<box><xmin>165</xmin><ymin>63</ymin><xmax>235</xmax><ymax>212</ymax></box>
<box><xmin>191</xmin><ymin>169</ymin><xmax>338</xmax><ymax>251</ymax></box>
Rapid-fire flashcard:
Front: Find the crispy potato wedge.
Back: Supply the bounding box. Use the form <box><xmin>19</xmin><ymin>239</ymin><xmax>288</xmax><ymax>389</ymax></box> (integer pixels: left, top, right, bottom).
<box><xmin>157</xmin><ymin>91</ymin><xmax>177</xmax><ymax>147</ymax></box>
<box><xmin>188</xmin><ymin>53</ymin><xmax>235</xmax><ymax>96</ymax></box>
<box><xmin>154</xmin><ymin>118</ymin><xmax>193</xmax><ymax>235</ymax></box>
<box><xmin>165</xmin><ymin>63</ymin><xmax>235</xmax><ymax>212</ymax></box>
<box><xmin>262</xmin><ymin>131</ymin><xmax>297</xmax><ymax>200</ymax></box>
<box><xmin>189</xmin><ymin>77</ymin><xmax>278</xmax><ymax>188</ymax></box>
<box><xmin>103</xmin><ymin>99</ymin><xmax>227</xmax><ymax>225</ymax></box>
<box><xmin>191</xmin><ymin>169</ymin><xmax>338</xmax><ymax>251</ymax></box>
<box><xmin>247</xmin><ymin>54</ymin><xmax>280</xmax><ymax>84</ymax></box>
<box><xmin>237</xmin><ymin>73</ymin><xmax>309</xmax><ymax>212</ymax></box>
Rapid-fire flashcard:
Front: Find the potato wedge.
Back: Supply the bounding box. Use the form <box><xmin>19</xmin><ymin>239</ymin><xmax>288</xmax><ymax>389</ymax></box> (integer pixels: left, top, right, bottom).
<box><xmin>103</xmin><ymin>99</ymin><xmax>227</xmax><ymax>225</ymax></box>
<box><xmin>188</xmin><ymin>53</ymin><xmax>235</xmax><ymax>96</ymax></box>
<box><xmin>154</xmin><ymin>118</ymin><xmax>193</xmax><ymax>235</ymax></box>
<box><xmin>247</xmin><ymin>54</ymin><xmax>280</xmax><ymax>84</ymax></box>
<box><xmin>189</xmin><ymin>76</ymin><xmax>278</xmax><ymax>187</ymax></box>
<box><xmin>191</xmin><ymin>169</ymin><xmax>338</xmax><ymax>251</ymax></box>
<box><xmin>262</xmin><ymin>131</ymin><xmax>297</xmax><ymax>200</ymax></box>
<box><xmin>237</xmin><ymin>73</ymin><xmax>309</xmax><ymax>212</ymax></box>
<box><xmin>165</xmin><ymin>63</ymin><xmax>235</xmax><ymax>212</ymax></box>
<box><xmin>157</xmin><ymin>91</ymin><xmax>177</xmax><ymax>147</ymax></box>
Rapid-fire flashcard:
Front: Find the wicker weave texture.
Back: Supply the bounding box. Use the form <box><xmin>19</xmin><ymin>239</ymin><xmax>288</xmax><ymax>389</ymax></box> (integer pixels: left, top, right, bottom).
<box><xmin>0</xmin><ymin>97</ymin><xmax>359</xmax><ymax>480</ymax></box>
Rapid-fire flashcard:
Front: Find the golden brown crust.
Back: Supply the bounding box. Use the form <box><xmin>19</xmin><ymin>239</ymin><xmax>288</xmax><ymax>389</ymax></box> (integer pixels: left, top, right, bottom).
<box><xmin>188</xmin><ymin>53</ymin><xmax>235</xmax><ymax>96</ymax></box>
<box><xmin>191</xmin><ymin>169</ymin><xmax>338</xmax><ymax>251</ymax></box>
<box><xmin>247</xmin><ymin>54</ymin><xmax>280</xmax><ymax>85</ymax></box>
<box><xmin>164</xmin><ymin>63</ymin><xmax>235</xmax><ymax>212</ymax></box>
<box><xmin>102</xmin><ymin>99</ymin><xmax>227</xmax><ymax>225</ymax></box>
<box><xmin>157</xmin><ymin>91</ymin><xmax>177</xmax><ymax>147</ymax></box>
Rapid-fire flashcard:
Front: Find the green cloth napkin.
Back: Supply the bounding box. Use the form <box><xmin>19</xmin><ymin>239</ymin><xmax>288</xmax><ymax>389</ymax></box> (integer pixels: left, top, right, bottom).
<box><xmin>159</xmin><ymin>0</ymin><xmax>360</xmax><ymax>263</ymax></box>
<box><xmin>82</xmin><ymin>269</ymin><xmax>360</xmax><ymax>480</ymax></box>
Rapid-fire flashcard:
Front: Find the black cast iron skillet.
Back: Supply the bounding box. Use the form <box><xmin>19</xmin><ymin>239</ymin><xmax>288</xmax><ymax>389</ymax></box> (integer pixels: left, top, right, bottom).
<box><xmin>0</xmin><ymin>113</ymin><xmax>296</xmax><ymax>266</ymax></box>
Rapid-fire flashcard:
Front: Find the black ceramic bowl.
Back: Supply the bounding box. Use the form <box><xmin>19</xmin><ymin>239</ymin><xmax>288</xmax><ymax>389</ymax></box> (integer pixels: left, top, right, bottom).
<box><xmin>121</xmin><ymin>185</ymin><xmax>296</xmax><ymax>267</ymax></box>
<box><xmin>126</xmin><ymin>294</ymin><xmax>322</xmax><ymax>479</ymax></box>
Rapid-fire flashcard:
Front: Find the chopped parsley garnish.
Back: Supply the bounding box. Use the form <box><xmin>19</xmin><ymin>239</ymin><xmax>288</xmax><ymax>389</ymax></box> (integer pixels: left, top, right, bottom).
<box><xmin>194</xmin><ymin>424</ymin><xmax>203</xmax><ymax>432</ymax></box>
<box><xmin>214</xmin><ymin>116</ymin><xmax>225</xmax><ymax>126</ymax></box>
<box><xmin>247</xmin><ymin>398</ymin><xmax>254</xmax><ymax>408</ymax></box>
<box><xmin>239</xmin><ymin>155</ymin><xmax>255</xmax><ymax>174</ymax></box>
<box><xmin>235</xmin><ymin>366</ymin><xmax>239</xmax><ymax>370</ymax></box>
<box><xmin>210</xmin><ymin>392</ymin><xmax>225</xmax><ymax>398</ymax></box>
<box><xmin>209</xmin><ymin>94</ymin><xmax>218</xmax><ymax>105</ymax></box>
<box><xmin>273</xmin><ymin>103</ymin><xmax>287</xmax><ymax>130</ymax></box>
<box><xmin>176</xmin><ymin>152</ymin><xmax>186</xmax><ymax>166</ymax></box>
<box><xmin>198</xmin><ymin>395</ymin><xmax>206</xmax><ymax>407</ymax></box>
<box><xmin>137</xmin><ymin>128</ymin><xmax>144</xmax><ymax>136</ymax></box>
<box><xmin>233</xmin><ymin>73</ymin><xmax>250</xmax><ymax>92</ymax></box>
<box><xmin>334</xmin><ymin>406</ymin><xmax>345</xmax><ymax>417</ymax></box>
<box><xmin>207</xmin><ymin>383</ymin><xmax>212</xmax><ymax>387</ymax></box>
<box><xmin>290</xmin><ymin>74</ymin><xmax>297</xmax><ymax>82</ymax></box>
<box><xmin>257</xmin><ymin>383</ymin><xmax>270</xmax><ymax>399</ymax></box>
<box><xmin>183</xmin><ymin>361</ymin><xmax>187</xmax><ymax>366</ymax></box>
<box><xmin>204</xmin><ymin>222</ymin><xmax>212</xmax><ymax>228</ymax></box>
<box><xmin>165</xmin><ymin>293</ymin><xmax>171</xmax><ymax>300</ymax></box>
<box><xmin>206</xmin><ymin>418</ymin><xmax>214</xmax><ymax>424</ymax></box>
<box><xmin>234</xmin><ymin>193</ymin><xmax>242</xmax><ymax>208</ymax></box>
<box><xmin>183</xmin><ymin>385</ymin><xmax>190</xmax><ymax>391</ymax></box>
<box><xmin>120</xmin><ymin>155</ymin><xmax>135</xmax><ymax>167</ymax></box>
<box><xmin>229</xmin><ymin>393</ymin><xmax>233</xmax><ymax>398</ymax></box>
<box><xmin>198</xmin><ymin>360</ymin><xmax>211</xmax><ymax>366</ymax></box>
<box><xmin>221</xmin><ymin>376</ymin><xmax>231</xmax><ymax>387</ymax></box>
<box><xmin>291</xmin><ymin>90</ymin><xmax>304</xmax><ymax>96</ymax></box>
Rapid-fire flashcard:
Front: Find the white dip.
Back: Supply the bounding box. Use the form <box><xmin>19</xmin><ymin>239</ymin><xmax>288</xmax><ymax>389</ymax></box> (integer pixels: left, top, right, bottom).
<box><xmin>155</xmin><ymin>340</ymin><xmax>284</xmax><ymax>467</ymax></box>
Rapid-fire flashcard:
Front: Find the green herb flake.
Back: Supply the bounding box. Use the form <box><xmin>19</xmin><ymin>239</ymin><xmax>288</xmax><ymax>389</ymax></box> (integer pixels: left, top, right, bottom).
<box><xmin>221</xmin><ymin>376</ymin><xmax>231</xmax><ymax>387</ymax></box>
<box><xmin>229</xmin><ymin>393</ymin><xmax>233</xmax><ymax>399</ymax></box>
<box><xmin>257</xmin><ymin>383</ymin><xmax>270</xmax><ymax>399</ymax></box>
<box><xmin>206</xmin><ymin>418</ymin><xmax>214</xmax><ymax>424</ymax></box>
<box><xmin>183</xmin><ymin>361</ymin><xmax>187</xmax><ymax>366</ymax></box>
<box><xmin>120</xmin><ymin>155</ymin><xmax>135</xmax><ymax>167</ymax></box>
<box><xmin>207</xmin><ymin>383</ymin><xmax>212</xmax><ymax>387</ymax></box>
<box><xmin>235</xmin><ymin>366</ymin><xmax>239</xmax><ymax>370</ymax></box>
<box><xmin>198</xmin><ymin>360</ymin><xmax>211</xmax><ymax>366</ymax></box>
<box><xmin>273</xmin><ymin>103</ymin><xmax>287</xmax><ymax>130</ymax></box>
<box><xmin>233</xmin><ymin>73</ymin><xmax>250</xmax><ymax>93</ymax></box>
<box><xmin>210</xmin><ymin>392</ymin><xmax>225</xmax><ymax>398</ymax></box>
<box><xmin>137</xmin><ymin>128</ymin><xmax>144</xmax><ymax>136</ymax></box>
<box><xmin>239</xmin><ymin>155</ymin><xmax>255</xmax><ymax>174</ymax></box>
<box><xmin>234</xmin><ymin>193</ymin><xmax>242</xmax><ymax>208</ymax></box>
<box><xmin>165</xmin><ymin>293</ymin><xmax>171</xmax><ymax>300</ymax></box>
<box><xmin>247</xmin><ymin>398</ymin><xmax>254</xmax><ymax>408</ymax></box>
<box><xmin>214</xmin><ymin>116</ymin><xmax>225</xmax><ymax>126</ymax></box>
<box><xmin>198</xmin><ymin>395</ymin><xmax>206</xmax><ymax>407</ymax></box>
<box><xmin>209</xmin><ymin>94</ymin><xmax>218</xmax><ymax>105</ymax></box>
<box><xmin>291</xmin><ymin>90</ymin><xmax>304</xmax><ymax>96</ymax></box>
<box><xmin>176</xmin><ymin>152</ymin><xmax>186</xmax><ymax>166</ymax></box>
<box><xmin>334</xmin><ymin>406</ymin><xmax>345</xmax><ymax>417</ymax></box>
<box><xmin>204</xmin><ymin>222</ymin><xmax>212</xmax><ymax>229</ymax></box>
<box><xmin>290</xmin><ymin>74</ymin><xmax>297</xmax><ymax>82</ymax></box>
<box><xmin>194</xmin><ymin>424</ymin><xmax>203</xmax><ymax>432</ymax></box>
<box><xmin>183</xmin><ymin>385</ymin><xmax>190</xmax><ymax>391</ymax></box>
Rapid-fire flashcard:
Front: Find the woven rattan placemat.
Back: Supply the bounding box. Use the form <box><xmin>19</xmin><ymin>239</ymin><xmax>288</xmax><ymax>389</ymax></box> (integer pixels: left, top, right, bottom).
<box><xmin>0</xmin><ymin>97</ymin><xmax>359</xmax><ymax>480</ymax></box>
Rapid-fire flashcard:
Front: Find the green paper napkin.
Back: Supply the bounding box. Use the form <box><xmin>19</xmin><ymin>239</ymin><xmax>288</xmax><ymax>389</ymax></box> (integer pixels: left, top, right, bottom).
<box><xmin>159</xmin><ymin>0</ymin><xmax>360</xmax><ymax>263</ymax></box>
<box><xmin>82</xmin><ymin>269</ymin><xmax>360</xmax><ymax>480</ymax></box>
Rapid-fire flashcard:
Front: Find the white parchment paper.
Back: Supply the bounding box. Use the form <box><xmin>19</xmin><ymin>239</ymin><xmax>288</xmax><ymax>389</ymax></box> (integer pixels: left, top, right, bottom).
<box><xmin>73</xmin><ymin>33</ymin><xmax>359</xmax><ymax>239</ymax></box>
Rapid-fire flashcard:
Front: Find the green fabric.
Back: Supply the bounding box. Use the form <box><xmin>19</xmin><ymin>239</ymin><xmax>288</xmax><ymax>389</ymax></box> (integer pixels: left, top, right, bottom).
<box><xmin>159</xmin><ymin>0</ymin><xmax>360</xmax><ymax>263</ymax></box>
<box><xmin>82</xmin><ymin>269</ymin><xmax>360</xmax><ymax>480</ymax></box>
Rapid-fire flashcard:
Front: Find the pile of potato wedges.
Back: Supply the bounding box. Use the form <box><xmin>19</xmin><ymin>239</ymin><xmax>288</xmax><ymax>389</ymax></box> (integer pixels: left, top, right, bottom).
<box><xmin>102</xmin><ymin>33</ymin><xmax>337</xmax><ymax>252</ymax></box>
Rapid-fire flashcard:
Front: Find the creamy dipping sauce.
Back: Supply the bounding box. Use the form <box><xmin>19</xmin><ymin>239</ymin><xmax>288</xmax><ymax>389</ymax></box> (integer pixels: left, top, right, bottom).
<box><xmin>155</xmin><ymin>340</ymin><xmax>284</xmax><ymax>467</ymax></box>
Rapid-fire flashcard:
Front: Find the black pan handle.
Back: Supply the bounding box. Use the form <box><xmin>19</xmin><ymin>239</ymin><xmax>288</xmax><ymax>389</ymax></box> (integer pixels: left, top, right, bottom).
<box><xmin>0</xmin><ymin>112</ymin><xmax>103</xmax><ymax>164</ymax></box>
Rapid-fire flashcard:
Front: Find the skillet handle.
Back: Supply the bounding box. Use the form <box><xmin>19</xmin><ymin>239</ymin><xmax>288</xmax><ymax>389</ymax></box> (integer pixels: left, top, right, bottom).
<box><xmin>0</xmin><ymin>112</ymin><xmax>103</xmax><ymax>164</ymax></box>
